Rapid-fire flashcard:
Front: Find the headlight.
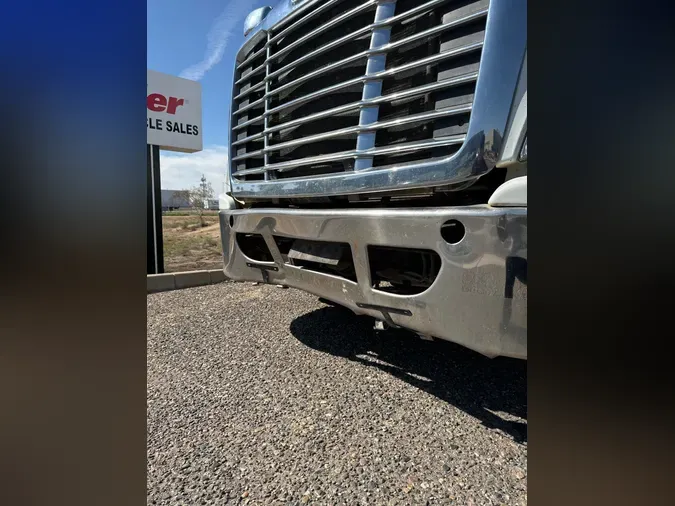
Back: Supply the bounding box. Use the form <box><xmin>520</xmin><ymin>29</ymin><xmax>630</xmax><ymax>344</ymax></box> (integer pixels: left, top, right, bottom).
<box><xmin>244</xmin><ymin>6</ymin><xmax>272</xmax><ymax>37</ymax></box>
<box><xmin>519</xmin><ymin>136</ymin><xmax>527</xmax><ymax>161</ymax></box>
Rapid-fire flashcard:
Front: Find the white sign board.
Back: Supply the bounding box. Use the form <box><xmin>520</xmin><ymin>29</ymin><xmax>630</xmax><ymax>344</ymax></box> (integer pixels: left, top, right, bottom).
<box><xmin>147</xmin><ymin>70</ymin><xmax>202</xmax><ymax>153</ymax></box>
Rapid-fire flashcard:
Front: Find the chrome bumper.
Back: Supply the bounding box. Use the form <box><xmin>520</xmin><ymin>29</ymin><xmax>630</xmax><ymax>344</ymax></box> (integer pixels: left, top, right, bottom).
<box><xmin>219</xmin><ymin>206</ymin><xmax>527</xmax><ymax>359</ymax></box>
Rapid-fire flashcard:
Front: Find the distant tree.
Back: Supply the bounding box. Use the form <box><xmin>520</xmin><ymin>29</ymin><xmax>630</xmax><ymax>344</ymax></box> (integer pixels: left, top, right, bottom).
<box><xmin>183</xmin><ymin>175</ymin><xmax>215</xmax><ymax>227</ymax></box>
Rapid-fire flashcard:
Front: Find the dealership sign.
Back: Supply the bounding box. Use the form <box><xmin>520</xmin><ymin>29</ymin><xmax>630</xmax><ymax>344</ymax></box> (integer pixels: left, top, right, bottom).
<box><xmin>147</xmin><ymin>70</ymin><xmax>202</xmax><ymax>153</ymax></box>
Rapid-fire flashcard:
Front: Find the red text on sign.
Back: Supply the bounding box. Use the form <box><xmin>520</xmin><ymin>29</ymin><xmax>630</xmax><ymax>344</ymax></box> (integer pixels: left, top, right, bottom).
<box><xmin>147</xmin><ymin>93</ymin><xmax>185</xmax><ymax>114</ymax></box>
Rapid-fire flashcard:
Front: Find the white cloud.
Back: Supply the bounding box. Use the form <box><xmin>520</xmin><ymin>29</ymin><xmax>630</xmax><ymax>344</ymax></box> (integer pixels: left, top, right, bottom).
<box><xmin>160</xmin><ymin>145</ymin><xmax>229</xmax><ymax>194</ymax></box>
<box><xmin>179</xmin><ymin>2</ymin><xmax>253</xmax><ymax>81</ymax></box>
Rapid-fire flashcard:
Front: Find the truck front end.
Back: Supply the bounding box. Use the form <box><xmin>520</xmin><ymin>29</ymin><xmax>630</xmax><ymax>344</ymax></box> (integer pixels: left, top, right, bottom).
<box><xmin>220</xmin><ymin>0</ymin><xmax>527</xmax><ymax>359</ymax></box>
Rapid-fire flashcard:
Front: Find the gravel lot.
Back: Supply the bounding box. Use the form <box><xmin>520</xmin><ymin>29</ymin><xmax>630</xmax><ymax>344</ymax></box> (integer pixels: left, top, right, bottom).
<box><xmin>148</xmin><ymin>282</ymin><xmax>527</xmax><ymax>505</ymax></box>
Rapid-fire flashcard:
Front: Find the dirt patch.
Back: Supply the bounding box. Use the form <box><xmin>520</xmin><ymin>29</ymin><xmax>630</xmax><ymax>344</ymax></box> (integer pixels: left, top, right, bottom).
<box><xmin>162</xmin><ymin>215</ymin><xmax>223</xmax><ymax>273</ymax></box>
<box><xmin>189</xmin><ymin>222</ymin><xmax>220</xmax><ymax>236</ymax></box>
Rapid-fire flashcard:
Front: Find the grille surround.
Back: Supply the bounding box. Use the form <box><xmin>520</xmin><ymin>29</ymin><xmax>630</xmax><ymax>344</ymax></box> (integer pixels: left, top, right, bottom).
<box><xmin>229</xmin><ymin>0</ymin><xmax>527</xmax><ymax>200</ymax></box>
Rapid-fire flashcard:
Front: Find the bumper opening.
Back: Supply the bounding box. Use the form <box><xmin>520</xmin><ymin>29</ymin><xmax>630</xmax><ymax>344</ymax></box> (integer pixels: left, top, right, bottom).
<box><xmin>275</xmin><ymin>236</ymin><xmax>357</xmax><ymax>283</ymax></box>
<box><xmin>368</xmin><ymin>245</ymin><xmax>442</xmax><ymax>295</ymax></box>
<box><xmin>236</xmin><ymin>233</ymin><xmax>273</xmax><ymax>262</ymax></box>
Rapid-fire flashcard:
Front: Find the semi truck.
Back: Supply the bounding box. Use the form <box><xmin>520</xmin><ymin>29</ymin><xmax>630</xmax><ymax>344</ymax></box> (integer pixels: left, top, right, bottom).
<box><xmin>219</xmin><ymin>0</ymin><xmax>527</xmax><ymax>359</ymax></box>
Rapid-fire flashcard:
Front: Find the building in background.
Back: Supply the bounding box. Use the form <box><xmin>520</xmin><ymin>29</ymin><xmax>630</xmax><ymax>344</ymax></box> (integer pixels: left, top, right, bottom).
<box><xmin>203</xmin><ymin>198</ymin><xmax>219</xmax><ymax>210</ymax></box>
<box><xmin>484</xmin><ymin>129</ymin><xmax>503</xmax><ymax>153</ymax></box>
<box><xmin>161</xmin><ymin>189</ymin><xmax>191</xmax><ymax>211</ymax></box>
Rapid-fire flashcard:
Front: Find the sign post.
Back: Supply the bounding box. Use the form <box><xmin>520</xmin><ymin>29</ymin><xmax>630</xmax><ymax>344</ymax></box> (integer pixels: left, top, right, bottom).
<box><xmin>147</xmin><ymin>70</ymin><xmax>202</xmax><ymax>274</ymax></box>
<box><xmin>147</xmin><ymin>145</ymin><xmax>164</xmax><ymax>274</ymax></box>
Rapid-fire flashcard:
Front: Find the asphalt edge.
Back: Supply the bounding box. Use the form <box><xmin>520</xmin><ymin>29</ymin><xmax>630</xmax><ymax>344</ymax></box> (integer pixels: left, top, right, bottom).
<box><xmin>147</xmin><ymin>269</ymin><xmax>228</xmax><ymax>293</ymax></box>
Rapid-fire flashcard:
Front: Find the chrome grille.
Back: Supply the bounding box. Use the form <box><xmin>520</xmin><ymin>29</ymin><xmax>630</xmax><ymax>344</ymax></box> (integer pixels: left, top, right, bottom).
<box><xmin>231</xmin><ymin>0</ymin><xmax>489</xmax><ymax>183</ymax></box>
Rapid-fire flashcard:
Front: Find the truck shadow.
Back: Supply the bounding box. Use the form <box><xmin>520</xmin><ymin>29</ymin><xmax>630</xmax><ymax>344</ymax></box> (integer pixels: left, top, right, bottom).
<box><xmin>290</xmin><ymin>306</ymin><xmax>527</xmax><ymax>443</ymax></box>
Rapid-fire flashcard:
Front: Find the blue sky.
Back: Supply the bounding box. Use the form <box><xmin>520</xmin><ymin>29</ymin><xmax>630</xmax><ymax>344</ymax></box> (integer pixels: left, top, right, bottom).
<box><xmin>148</xmin><ymin>0</ymin><xmax>266</xmax><ymax>192</ymax></box>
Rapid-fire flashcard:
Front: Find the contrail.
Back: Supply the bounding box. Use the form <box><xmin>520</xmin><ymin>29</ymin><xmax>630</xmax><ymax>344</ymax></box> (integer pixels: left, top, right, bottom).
<box><xmin>179</xmin><ymin>2</ymin><xmax>256</xmax><ymax>81</ymax></box>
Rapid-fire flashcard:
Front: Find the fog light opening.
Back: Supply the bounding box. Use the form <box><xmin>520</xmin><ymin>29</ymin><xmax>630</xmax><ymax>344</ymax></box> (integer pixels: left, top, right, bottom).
<box><xmin>441</xmin><ymin>220</ymin><xmax>465</xmax><ymax>245</ymax></box>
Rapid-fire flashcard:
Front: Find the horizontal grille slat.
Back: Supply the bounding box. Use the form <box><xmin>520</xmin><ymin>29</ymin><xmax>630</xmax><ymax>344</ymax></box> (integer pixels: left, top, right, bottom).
<box><xmin>230</xmin><ymin>0</ymin><xmax>489</xmax><ymax>186</ymax></box>
<box><xmin>236</xmin><ymin>0</ymin><xmax>344</xmax><ymax>70</ymax></box>
<box><xmin>271</xmin><ymin>0</ymin><xmax>344</xmax><ymax>43</ymax></box>
<box><xmin>232</xmin><ymin>70</ymin><xmax>478</xmax><ymax>135</ymax></box>
<box><xmin>272</xmin><ymin>1</ymin><xmax>377</xmax><ymax>63</ymax></box>
<box><xmin>256</xmin><ymin>39</ymin><xmax>482</xmax><ymax>119</ymax></box>
<box><xmin>234</xmin><ymin>135</ymin><xmax>466</xmax><ymax>175</ymax></box>
<box><xmin>234</xmin><ymin>30</ymin><xmax>369</xmax><ymax>102</ymax></box>
<box><xmin>233</xmin><ymin>4</ymin><xmax>487</xmax><ymax>103</ymax></box>
<box><xmin>233</xmin><ymin>0</ymin><xmax>481</xmax><ymax>94</ymax></box>
<box><xmin>232</xmin><ymin>104</ymin><xmax>472</xmax><ymax>161</ymax></box>
<box><xmin>235</xmin><ymin>0</ymin><xmax>376</xmax><ymax>87</ymax></box>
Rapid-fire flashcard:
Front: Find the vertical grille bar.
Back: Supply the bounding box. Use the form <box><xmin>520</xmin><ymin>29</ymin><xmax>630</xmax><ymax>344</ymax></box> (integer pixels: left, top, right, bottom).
<box><xmin>263</xmin><ymin>32</ymin><xmax>274</xmax><ymax>181</ymax></box>
<box><xmin>354</xmin><ymin>0</ymin><xmax>397</xmax><ymax>171</ymax></box>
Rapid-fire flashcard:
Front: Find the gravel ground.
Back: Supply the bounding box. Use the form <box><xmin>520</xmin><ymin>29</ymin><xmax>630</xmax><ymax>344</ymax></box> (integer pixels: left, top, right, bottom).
<box><xmin>148</xmin><ymin>282</ymin><xmax>527</xmax><ymax>505</ymax></box>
